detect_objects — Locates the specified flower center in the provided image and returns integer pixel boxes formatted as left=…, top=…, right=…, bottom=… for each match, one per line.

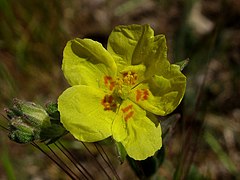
left=102, top=71, right=138, bottom=110
left=114, top=71, right=138, bottom=100
left=122, top=71, right=138, bottom=86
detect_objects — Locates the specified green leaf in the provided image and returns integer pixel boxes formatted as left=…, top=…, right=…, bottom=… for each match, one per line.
left=58, top=85, right=115, bottom=142
left=63, top=38, right=117, bottom=87
left=204, top=132, right=237, bottom=174
left=0, top=146, right=16, bottom=180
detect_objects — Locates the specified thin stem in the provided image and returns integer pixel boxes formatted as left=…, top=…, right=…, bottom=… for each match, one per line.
left=81, top=142, right=112, bottom=180
left=0, top=113, right=9, bottom=131
left=0, top=123, right=9, bottom=131
left=56, top=141, right=94, bottom=180
left=46, top=144, right=79, bottom=180
left=54, top=142, right=88, bottom=180
left=31, top=142, right=77, bottom=180
left=94, top=143, right=120, bottom=180
left=58, top=141, right=94, bottom=180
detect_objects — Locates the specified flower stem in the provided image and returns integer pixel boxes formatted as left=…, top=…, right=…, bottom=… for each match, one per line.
left=81, top=142, right=112, bottom=180
left=46, top=144, right=79, bottom=179
left=56, top=141, right=94, bottom=180
left=31, top=142, right=77, bottom=180
left=94, top=143, right=121, bottom=180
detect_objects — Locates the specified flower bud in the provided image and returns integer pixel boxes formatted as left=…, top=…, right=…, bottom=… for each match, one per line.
left=5, top=99, right=67, bottom=144
left=8, top=117, right=37, bottom=143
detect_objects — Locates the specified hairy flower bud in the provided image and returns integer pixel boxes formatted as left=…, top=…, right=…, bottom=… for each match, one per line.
left=7, top=116, right=38, bottom=144
left=5, top=99, right=67, bottom=144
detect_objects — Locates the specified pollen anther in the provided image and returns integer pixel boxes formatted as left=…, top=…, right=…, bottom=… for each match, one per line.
left=122, top=71, right=138, bottom=85
left=101, top=95, right=117, bottom=111
left=121, top=104, right=133, bottom=113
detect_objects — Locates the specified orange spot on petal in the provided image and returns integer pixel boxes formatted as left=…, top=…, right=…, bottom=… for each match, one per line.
left=124, top=111, right=134, bottom=121
left=143, top=89, right=149, bottom=100
left=110, top=81, right=115, bottom=90
left=136, top=90, right=142, bottom=102
left=136, top=89, right=149, bottom=101
left=121, top=104, right=133, bottom=113
left=104, top=76, right=115, bottom=91
left=104, top=76, right=111, bottom=85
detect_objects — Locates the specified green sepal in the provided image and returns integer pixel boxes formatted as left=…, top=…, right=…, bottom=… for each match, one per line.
left=175, top=58, right=189, bottom=71
left=97, top=137, right=114, bottom=145
left=41, top=124, right=68, bottom=145
left=45, top=102, right=60, bottom=121
left=6, top=107, right=22, bottom=118
left=115, top=141, right=127, bottom=164
left=8, top=117, right=37, bottom=144
left=11, top=98, right=51, bottom=128
left=9, top=130, right=35, bottom=144
left=44, top=102, right=68, bottom=144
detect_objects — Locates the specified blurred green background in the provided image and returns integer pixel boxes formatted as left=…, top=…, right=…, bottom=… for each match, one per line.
left=0, top=0, right=239, bottom=179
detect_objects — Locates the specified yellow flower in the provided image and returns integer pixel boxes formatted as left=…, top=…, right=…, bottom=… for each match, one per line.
left=58, top=24, right=186, bottom=160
